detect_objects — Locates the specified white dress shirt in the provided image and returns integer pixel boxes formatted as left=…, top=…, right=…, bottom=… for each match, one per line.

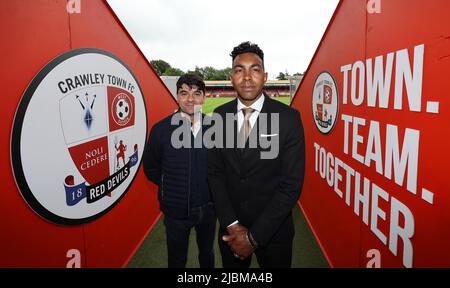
left=180, top=111, right=202, bottom=138
left=237, top=94, right=265, bottom=132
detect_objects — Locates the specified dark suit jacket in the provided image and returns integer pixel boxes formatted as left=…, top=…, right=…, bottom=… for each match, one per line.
left=208, top=95, right=305, bottom=247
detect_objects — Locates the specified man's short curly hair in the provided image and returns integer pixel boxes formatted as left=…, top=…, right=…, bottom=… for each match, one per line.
left=230, top=41, right=264, bottom=67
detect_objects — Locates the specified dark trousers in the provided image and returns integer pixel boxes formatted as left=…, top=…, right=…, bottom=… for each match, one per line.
left=163, top=203, right=216, bottom=268
left=218, top=229, right=293, bottom=268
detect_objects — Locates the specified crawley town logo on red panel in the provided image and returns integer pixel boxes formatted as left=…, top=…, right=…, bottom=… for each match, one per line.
left=312, top=71, right=339, bottom=134
left=11, top=49, right=147, bottom=225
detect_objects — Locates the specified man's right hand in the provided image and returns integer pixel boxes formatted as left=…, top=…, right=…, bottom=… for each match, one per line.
left=223, top=223, right=255, bottom=260
left=227, top=223, right=247, bottom=235
left=222, top=223, right=246, bottom=243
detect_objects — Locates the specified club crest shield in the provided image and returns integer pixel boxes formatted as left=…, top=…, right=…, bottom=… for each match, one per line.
left=11, top=49, right=147, bottom=225
left=312, top=71, right=339, bottom=134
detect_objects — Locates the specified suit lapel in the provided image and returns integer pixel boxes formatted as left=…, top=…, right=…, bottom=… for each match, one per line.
left=222, top=99, right=241, bottom=174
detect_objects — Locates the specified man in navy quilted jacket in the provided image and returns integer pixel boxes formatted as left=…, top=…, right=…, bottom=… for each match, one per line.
left=143, top=74, right=215, bottom=268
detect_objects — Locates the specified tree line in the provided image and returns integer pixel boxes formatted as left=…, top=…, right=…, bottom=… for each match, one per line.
left=150, top=59, right=303, bottom=81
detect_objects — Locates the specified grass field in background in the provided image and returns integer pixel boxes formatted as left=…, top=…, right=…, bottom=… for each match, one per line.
left=202, top=98, right=234, bottom=114
left=202, top=96, right=291, bottom=114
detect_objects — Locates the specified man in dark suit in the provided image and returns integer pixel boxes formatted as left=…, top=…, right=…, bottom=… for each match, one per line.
left=208, top=42, right=305, bottom=268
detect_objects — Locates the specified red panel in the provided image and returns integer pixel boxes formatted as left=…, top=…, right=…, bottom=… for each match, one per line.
left=0, top=0, right=85, bottom=267
left=294, top=0, right=367, bottom=267
left=295, top=0, right=450, bottom=267
left=0, top=0, right=176, bottom=267
left=360, top=0, right=450, bottom=268
left=68, top=0, right=176, bottom=267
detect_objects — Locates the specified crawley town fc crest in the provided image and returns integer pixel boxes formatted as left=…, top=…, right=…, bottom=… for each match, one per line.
left=11, top=48, right=147, bottom=225
left=312, top=71, right=339, bottom=134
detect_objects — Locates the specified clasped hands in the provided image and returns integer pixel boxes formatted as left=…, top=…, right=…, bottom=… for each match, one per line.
left=222, top=223, right=255, bottom=261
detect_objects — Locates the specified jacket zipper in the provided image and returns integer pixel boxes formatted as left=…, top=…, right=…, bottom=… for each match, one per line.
left=161, top=174, right=165, bottom=200
left=187, top=146, right=191, bottom=216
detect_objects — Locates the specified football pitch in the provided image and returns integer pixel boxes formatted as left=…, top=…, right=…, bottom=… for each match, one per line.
left=202, top=96, right=291, bottom=114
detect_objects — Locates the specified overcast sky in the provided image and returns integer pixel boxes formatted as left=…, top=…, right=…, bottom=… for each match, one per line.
left=107, top=0, right=340, bottom=79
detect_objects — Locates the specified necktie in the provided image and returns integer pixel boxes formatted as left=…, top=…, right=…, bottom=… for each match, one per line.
left=241, top=108, right=255, bottom=147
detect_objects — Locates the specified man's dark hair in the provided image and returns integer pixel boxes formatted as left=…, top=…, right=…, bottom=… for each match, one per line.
left=230, top=41, right=264, bottom=67
left=176, top=73, right=205, bottom=94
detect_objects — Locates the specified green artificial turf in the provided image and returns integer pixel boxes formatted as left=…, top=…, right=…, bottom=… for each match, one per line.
left=127, top=205, right=329, bottom=268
